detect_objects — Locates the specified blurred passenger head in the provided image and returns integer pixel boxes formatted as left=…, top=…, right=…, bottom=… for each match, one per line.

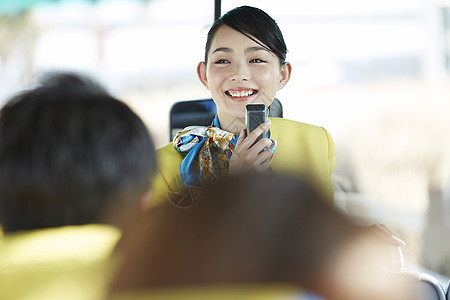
left=111, top=172, right=408, bottom=300
left=204, top=6, right=288, bottom=64
left=0, top=72, right=156, bottom=233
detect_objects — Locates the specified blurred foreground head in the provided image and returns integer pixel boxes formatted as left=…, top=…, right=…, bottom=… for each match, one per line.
left=111, top=172, right=410, bottom=300
left=0, top=72, right=156, bottom=233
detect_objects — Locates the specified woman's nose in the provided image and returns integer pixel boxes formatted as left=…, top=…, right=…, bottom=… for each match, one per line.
left=229, top=62, right=250, bottom=82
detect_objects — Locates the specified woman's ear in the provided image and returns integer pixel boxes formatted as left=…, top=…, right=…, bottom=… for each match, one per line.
left=277, top=62, right=292, bottom=90
left=197, top=61, right=209, bottom=89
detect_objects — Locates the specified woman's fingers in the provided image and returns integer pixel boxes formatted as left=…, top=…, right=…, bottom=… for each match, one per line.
left=239, top=120, right=271, bottom=150
left=253, top=138, right=275, bottom=156
left=234, top=128, right=246, bottom=148
left=234, top=137, right=273, bottom=159
left=229, top=120, right=273, bottom=174
left=253, top=145, right=273, bottom=165
left=255, top=159, right=271, bottom=171
left=230, top=138, right=273, bottom=173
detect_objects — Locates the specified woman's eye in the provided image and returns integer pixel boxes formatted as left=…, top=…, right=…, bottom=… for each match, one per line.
left=214, top=59, right=229, bottom=64
left=250, top=58, right=266, bottom=63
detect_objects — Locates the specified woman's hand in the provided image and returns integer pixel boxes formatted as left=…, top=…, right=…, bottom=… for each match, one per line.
left=229, top=120, right=274, bottom=174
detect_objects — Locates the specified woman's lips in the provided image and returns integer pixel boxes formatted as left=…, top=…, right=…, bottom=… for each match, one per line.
left=225, top=89, right=258, bottom=102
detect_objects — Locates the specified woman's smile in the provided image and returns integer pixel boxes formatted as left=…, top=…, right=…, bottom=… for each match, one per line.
left=225, top=88, right=259, bottom=102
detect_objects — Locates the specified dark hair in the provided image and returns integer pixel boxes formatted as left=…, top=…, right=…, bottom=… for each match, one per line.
left=204, top=6, right=288, bottom=64
left=0, top=72, right=156, bottom=232
left=110, top=172, right=360, bottom=293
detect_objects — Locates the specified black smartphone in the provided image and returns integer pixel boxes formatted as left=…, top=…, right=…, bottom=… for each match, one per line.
left=246, top=104, right=267, bottom=145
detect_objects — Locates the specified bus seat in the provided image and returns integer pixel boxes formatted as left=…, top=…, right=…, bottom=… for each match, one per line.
left=393, top=271, right=447, bottom=300
left=169, top=98, right=283, bottom=141
left=387, top=246, right=446, bottom=300
left=446, top=280, right=450, bottom=300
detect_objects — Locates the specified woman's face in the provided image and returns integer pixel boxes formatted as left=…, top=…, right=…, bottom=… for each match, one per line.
left=197, top=25, right=291, bottom=131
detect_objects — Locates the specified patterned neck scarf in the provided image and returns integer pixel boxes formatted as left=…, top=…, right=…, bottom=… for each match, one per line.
left=173, top=115, right=276, bottom=188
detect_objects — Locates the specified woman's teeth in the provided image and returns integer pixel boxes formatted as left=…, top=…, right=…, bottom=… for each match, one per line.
left=228, top=90, right=255, bottom=97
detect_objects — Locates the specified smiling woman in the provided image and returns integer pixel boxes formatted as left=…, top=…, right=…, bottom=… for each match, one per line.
left=151, top=6, right=335, bottom=207
left=197, top=25, right=291, bottom=131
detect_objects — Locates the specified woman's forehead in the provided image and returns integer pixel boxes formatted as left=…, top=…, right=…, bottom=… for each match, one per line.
left=212, top=26, right=260, bottom=46
left=209, top=26, right=266, bottom=53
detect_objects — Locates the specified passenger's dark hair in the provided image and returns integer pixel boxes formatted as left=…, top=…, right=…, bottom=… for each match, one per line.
left=111, top=172, right=361, bottom=294
left=204, top=6, right=288, bottom=64
left=0, top=72, right=156, bottom=232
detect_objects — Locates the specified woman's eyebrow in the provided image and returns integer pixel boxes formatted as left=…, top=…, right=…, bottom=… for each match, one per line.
left=212, top=46, right=268, bottom=55
left=212, top=47, right=231, bottom=54
left=246, top=46, right=268, bottom=53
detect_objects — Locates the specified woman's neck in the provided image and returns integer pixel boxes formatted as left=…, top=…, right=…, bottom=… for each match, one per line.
left=217, top=114, right=245, bottom=134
